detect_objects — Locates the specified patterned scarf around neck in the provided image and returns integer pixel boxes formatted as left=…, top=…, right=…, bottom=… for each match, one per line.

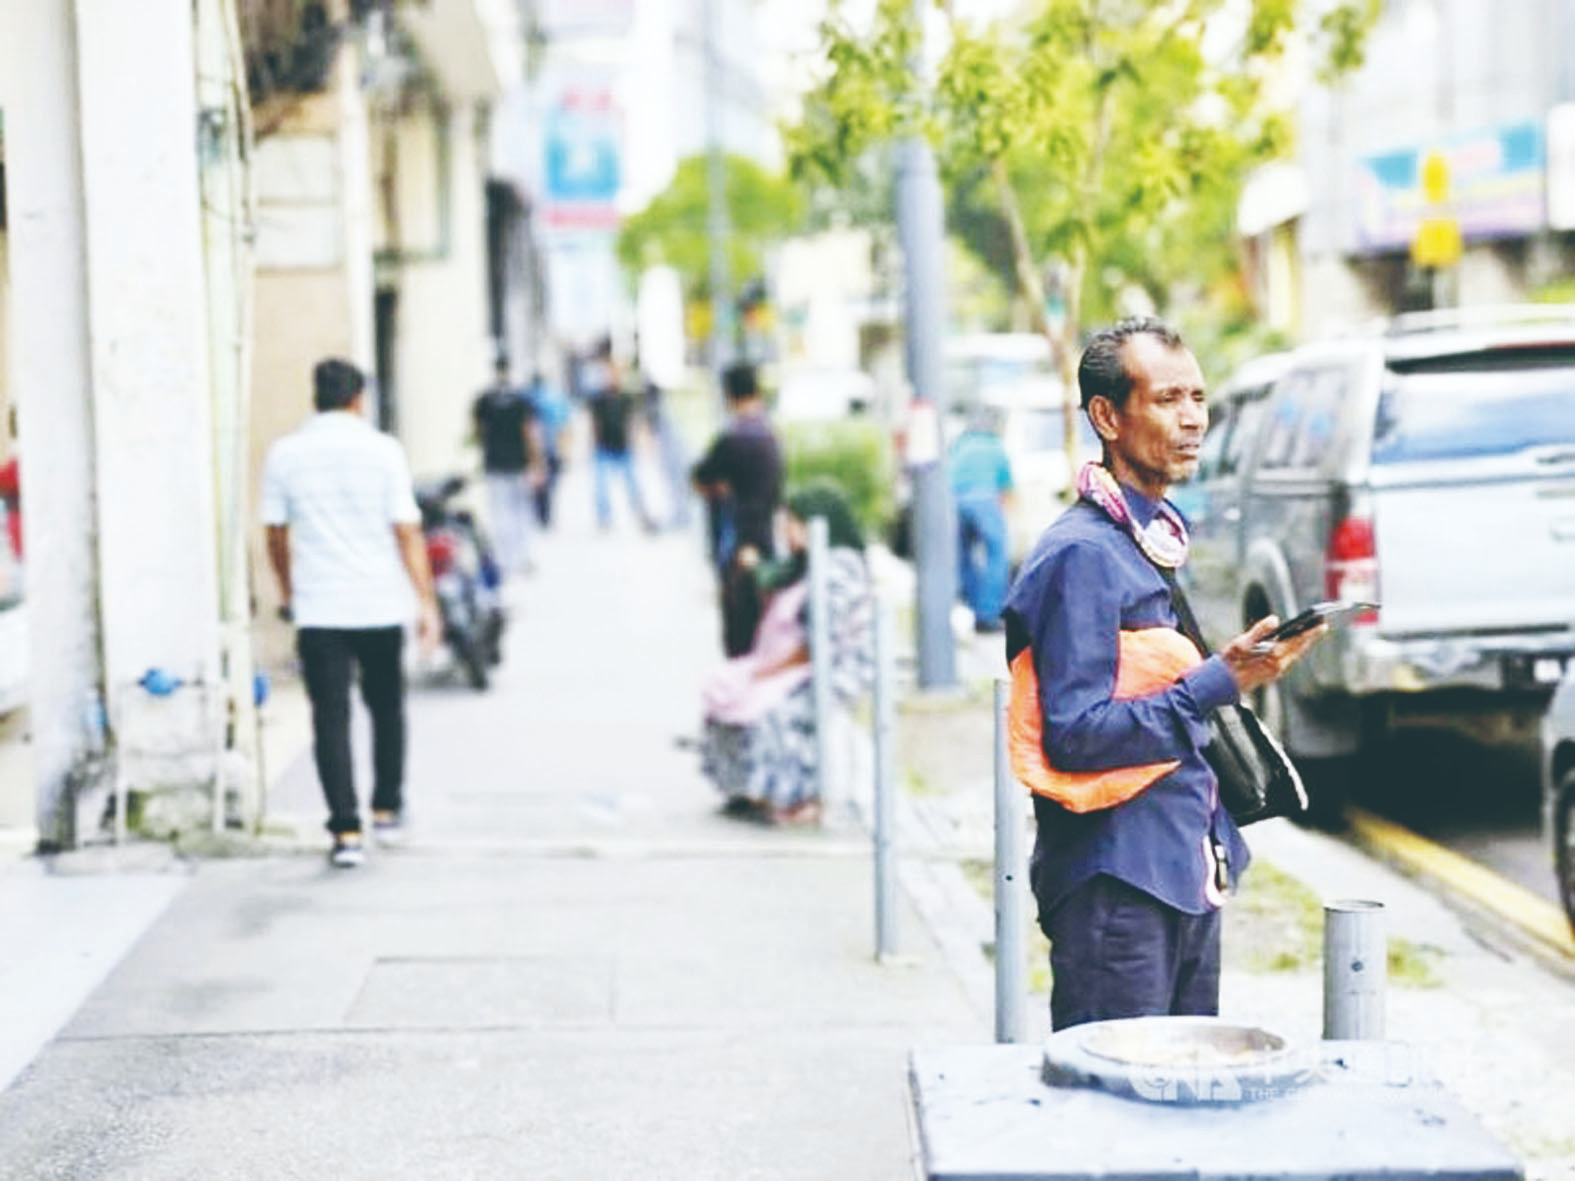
left=1075, top=461, right=1190, bottom=569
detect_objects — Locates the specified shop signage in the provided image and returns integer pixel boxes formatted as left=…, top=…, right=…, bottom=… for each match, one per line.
left=1354, top=120, right=1544, bottom=253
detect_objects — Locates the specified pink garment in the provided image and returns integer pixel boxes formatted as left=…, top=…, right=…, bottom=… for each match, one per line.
left=702, top=581, right=812, bottom=726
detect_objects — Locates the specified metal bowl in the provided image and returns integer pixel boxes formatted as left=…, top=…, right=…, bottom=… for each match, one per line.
left=1042, top=1017, right=1315, bottom=1105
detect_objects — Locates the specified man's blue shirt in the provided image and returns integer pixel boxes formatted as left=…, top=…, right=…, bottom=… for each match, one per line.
left=1004, top=484, right=1249, bottom=919
left=948, top=430, right=1012, bottom=502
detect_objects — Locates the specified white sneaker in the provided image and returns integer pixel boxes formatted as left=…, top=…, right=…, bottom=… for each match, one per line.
left=372, top=811, right=407, bottom=847
left=329, top=835, right=365, bottom=868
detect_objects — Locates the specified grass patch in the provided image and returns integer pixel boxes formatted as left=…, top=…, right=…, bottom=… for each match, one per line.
left=1227, top=860, right=1326, bottom=974
left=904, top=766, right=938, bottom=796
left=1387, top=936, right=1443, bottom=989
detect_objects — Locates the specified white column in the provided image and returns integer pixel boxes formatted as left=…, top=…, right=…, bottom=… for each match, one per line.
left=73, top=0, right=223, bottom=798
left=0, top=0, right=105, bottom=848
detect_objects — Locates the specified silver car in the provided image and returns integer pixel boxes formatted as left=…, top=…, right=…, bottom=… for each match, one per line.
left=1183, top=307, right=1575, bottom=821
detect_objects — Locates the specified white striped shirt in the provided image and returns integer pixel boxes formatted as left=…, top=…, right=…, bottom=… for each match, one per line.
left=260, top=411, right=420, bottom=629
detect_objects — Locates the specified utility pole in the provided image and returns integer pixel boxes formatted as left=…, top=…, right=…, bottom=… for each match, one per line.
left=702, top=0, right=731, bottom=383
left=896, top=0, right=956, bottom=690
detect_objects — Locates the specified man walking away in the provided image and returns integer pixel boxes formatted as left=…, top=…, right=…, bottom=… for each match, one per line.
left=262, top=359, right=441, bottom=867
left=641, top=368, right=693, bottom=529
left=584, top=339, right=656, bottom=532
left=692, top=362, right=782, bottom=657
left=473, top=355, right=545, bottom=574
left=949, top=405, right=1014, bottom=633
left=1003, top=318, right=1324, bottom=1029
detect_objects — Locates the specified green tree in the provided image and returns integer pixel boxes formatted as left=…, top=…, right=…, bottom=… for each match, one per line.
left=787, top=0, right=1376, bottom=477
left=616, top=154, right=807, bottom=301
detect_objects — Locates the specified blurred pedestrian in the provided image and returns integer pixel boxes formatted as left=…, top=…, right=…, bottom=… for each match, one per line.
left=640, top=367, right=693, bottom=529
left=1003, top=318, right=1323, bottom=1029
left=692, top=362, right=782, bottom=656
left=525, top=370, right=570, bottom=529
left=583, top=338, right=656, bottom=533
left=473, top=355, right=546, bottom=575
left=700, top=482, right=872, bottom=826
left=261, top=359, right=441, bottom=868
left=949, top=405, right=1013, bottom=633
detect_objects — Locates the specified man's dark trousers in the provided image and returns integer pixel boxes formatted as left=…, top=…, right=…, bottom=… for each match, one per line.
left=298, top=626, right=405, bottom=835
left=1044, top=874, right=1220, bottom=1031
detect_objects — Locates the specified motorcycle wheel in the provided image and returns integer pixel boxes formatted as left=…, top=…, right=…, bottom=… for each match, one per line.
left=453, top=634, right=490, bottom=690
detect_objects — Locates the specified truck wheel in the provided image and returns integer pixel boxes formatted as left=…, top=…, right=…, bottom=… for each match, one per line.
left=1291, top=754, right=1353, bottom=832
left=1555, top=772, right=1575, bottom=935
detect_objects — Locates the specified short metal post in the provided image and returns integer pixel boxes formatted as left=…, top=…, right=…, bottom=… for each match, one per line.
left=993, top=679, right=1028, bottom=1043
left=873, top=595, right=898, bottom=959
left=1323, top=899, right=1386, bottom=1040
left=807, top=518, right=836, bottom=812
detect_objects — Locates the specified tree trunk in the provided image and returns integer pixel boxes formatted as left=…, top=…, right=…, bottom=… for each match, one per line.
left=990, top=159, right=1085, bottom=499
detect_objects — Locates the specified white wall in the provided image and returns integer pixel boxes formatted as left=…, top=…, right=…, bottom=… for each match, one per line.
left=0, top=0, right=105, bottom=844
left=396, top=103, right=493, bottom=480
left=75, top=0, right=223, bottom=791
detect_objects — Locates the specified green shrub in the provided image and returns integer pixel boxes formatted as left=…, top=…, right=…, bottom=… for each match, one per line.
left=779, top=419, right=896, bottom=538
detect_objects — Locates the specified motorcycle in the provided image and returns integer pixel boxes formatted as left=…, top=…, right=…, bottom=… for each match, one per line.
left=415, top=476, right=506, bottom=689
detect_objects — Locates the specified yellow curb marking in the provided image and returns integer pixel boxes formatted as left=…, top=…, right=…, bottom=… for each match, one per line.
left=1347, top=806, right=1575, bottom=959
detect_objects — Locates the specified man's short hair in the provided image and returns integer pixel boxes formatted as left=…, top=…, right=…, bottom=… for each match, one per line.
left=1077, top=317, right=1186, bottom=412
left=313, top=358, right=366, bottom=412
left=722, top=362, right=759, bottom=403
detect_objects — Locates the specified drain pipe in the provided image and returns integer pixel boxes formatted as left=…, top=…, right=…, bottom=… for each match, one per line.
left=1323, top=899, right=1386, bottom=1040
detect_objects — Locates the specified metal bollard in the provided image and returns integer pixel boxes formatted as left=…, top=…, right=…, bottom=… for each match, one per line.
left=807, top=517, right=836, bottom=814
left=1323, top=899, right=1386, bottom=1040
left=993, top=679, right=1029, bottom=1043
left=872, top=596, right=898, bottom=960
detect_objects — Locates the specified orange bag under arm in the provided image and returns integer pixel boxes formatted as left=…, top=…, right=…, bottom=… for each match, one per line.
left=1008, top=628, right=1204, bottom=813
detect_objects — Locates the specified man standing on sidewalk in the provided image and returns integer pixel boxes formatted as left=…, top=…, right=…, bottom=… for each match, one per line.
left=473, top=355, right=546, bottom=574
left=949, top=404, right=1013, bottom=634
left=692, top=362, right=782, bottom=657
left=1004, top=318, right=1322, bottom=1029
left=261, top=359, right=441, bottom=868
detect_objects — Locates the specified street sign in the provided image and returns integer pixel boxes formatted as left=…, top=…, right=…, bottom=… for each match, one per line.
left=541, top=0, right=633, bottom=37
left=541, top=74, right=622, bottom=233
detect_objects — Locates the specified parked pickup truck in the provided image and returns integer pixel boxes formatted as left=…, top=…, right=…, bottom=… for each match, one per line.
left=1181, top=307, right=1575, bottom=820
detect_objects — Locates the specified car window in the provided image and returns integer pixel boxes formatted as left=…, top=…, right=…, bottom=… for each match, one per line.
left=1221, top=392, right=1268, bottom=477
left=1372, top=359, right=1575, bottom=464
left=1258, top=367, right=1347, bottom=471
left=1288, top=368, right=1347, bottom=468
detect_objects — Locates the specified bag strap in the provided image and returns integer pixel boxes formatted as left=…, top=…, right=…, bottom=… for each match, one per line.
left=1155, top=567, right=1214, bottom=658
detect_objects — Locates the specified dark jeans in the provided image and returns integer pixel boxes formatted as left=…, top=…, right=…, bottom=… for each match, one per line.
left=1044, top=874, right=1221, bottom=1031
left=298, top=626, right=406, bottom=835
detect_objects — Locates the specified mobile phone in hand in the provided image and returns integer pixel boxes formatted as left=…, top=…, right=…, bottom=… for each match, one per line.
left=1251, top=601, right=1378, bottom=653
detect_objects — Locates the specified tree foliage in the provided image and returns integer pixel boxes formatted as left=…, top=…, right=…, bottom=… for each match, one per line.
left=787, top=0, right=1377, bottom=467
left=616, top=154, right=807, bottom=300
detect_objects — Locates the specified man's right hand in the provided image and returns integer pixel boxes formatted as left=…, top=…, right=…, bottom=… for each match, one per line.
left=1220, top=616, right=1326, bottom=695
left=417, top=600, right=442, bottom=654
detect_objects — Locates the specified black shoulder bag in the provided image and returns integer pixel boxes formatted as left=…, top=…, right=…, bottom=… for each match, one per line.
left=1157, top=569, right=1309, bottom=827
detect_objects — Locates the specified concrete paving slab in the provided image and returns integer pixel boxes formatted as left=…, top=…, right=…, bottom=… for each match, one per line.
left=0, top=857, right=188, bottom=1092
left=2, top=1027, right=928, bottom=1181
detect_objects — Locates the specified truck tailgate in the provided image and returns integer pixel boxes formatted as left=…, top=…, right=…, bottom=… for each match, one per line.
left=1371, top=460, right=1575, bottom=638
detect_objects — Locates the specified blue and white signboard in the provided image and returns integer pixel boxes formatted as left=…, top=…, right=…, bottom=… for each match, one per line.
left=542, top=74, right=623, bottom=233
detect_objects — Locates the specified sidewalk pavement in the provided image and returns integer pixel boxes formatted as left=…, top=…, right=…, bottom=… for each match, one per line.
left=0, top=463, right=983, bottom=1180
left=2, top=457, right=1575, bottom=1177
